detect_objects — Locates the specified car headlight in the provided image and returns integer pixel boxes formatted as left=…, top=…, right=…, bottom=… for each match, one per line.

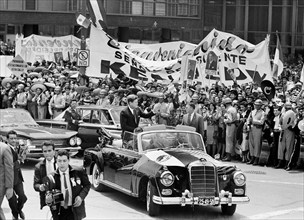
left=160, top=171, right=174, bottom=187
left=76, top=137, right=82, bottom=146
left=69, top=137, right=76, bottom=146
left=233, top=171, right=246, bottom=186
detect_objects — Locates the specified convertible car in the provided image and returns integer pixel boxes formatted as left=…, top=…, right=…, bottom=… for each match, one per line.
left=83, top=125, right=250, bottom=216
left=37, top=105, right=151, bottom=149
left=0, top=108, right=81, bottom=159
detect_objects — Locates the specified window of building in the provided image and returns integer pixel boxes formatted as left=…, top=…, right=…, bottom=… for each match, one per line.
left=155, top=1, right=166, bottom=16
left=106, top=0, right=120, bottom=13
left=37, top=0, right=52, bottom=11
left=249, top=0, right=268, bottom=5
left=68, top=0, right=79, bottom=11
left=273, top=0, right=292, bottom=6
left=248, top=6, right=268, bottom=32
left=271, top=6, right=292, bottom=33
left=132, top=1, right=143, bottom=15
left=55, top=25, right=72, bottom=36
left=0, top=24, right=5, bottom=32
left=7, top=25, right=15, bottom=34
left=8, top=0, right=22, bottom=10
left=39, top=25, right=53, bottom=36
left=121, top=0, right=132, bottom=14
left=26, top=0, right=35, bottom=10
left=143, top=0, right=154, bottom=16
left=226, top=5, right=245, bottom=32
left=53, top=0, right=68, bottom=11
left=167, top=0, right=178, bottom=16
left=203, top=1, right=223, bottom=30
left=177, top=2, right=188, bottom=16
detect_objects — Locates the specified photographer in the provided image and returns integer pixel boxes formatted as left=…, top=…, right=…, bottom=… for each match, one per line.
left=46, top=150, right=90, bottom=220
left=33, top=141, right=56, bottom=211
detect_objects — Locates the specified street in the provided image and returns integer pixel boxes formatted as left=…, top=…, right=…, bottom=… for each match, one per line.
left=2, top=159, right=303, bottom=220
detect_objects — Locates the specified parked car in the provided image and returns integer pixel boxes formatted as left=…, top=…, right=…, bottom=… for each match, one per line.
left=83, top=124, right=250, bottom=216
left=0, top=108, right=81, bottom=159
left=36, top=105, right=152, bottom=149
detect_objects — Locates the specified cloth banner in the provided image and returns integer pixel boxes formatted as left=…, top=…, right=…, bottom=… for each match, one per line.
left=194, top=29, right=271, bottom=87
left=16, top=34, right=82, bottom=63
left=86, top=25, right=196, bottom=83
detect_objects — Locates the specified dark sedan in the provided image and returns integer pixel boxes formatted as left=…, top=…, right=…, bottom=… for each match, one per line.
left=37, top=105, right=152, bottom=149
left=83, top=124, right=250, bottom=216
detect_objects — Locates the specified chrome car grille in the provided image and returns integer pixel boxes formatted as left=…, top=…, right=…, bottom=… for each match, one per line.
left=189, top=165, right=216, bottom=197
left=31, top=139, right=66, bottom=146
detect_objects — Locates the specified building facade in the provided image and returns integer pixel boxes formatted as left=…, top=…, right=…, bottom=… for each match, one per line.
left=0, top=0, right=303, bottom=55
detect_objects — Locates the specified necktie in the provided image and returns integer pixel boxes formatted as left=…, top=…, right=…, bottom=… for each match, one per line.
left=133, top=110, right=137, bottom=124
left=63, top=173, right=69, bottom=208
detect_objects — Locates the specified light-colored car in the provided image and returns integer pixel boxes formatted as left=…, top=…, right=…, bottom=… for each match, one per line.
left=0, top=108, right=81, bottom=159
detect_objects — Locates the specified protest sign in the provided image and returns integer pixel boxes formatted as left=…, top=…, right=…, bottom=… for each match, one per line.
left=0, top=55, right=14, bottom=77
left=7, top=55, right=27, bottom=77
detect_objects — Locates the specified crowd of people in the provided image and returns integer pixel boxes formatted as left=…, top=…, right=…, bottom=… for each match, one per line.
left=1, top=56, right=304, bottom=170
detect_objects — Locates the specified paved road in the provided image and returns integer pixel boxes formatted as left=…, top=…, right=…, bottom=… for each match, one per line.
left=2, top=159, right=303, bottom=220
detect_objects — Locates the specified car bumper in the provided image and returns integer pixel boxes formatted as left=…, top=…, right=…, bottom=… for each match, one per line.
left=26, top=146, right=81, bottom=159
left=153, top=190, right=250, bottom=206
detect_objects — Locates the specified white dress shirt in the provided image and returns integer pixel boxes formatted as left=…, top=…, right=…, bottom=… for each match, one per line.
left=46, top=158, right=55, bottom=175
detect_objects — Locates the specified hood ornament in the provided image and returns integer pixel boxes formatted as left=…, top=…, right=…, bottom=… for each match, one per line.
left=199, top=158, right=207, bottom=162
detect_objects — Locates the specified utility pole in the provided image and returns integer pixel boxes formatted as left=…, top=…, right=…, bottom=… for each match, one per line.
left=79, top=0, right=87, bottom=77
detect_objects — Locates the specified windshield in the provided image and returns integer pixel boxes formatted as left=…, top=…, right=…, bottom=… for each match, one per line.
left=110, top=109, right=121, bottom=124
left=0, top=110, right=37, bottom=126
left=140, top=132, right=205, bottom=152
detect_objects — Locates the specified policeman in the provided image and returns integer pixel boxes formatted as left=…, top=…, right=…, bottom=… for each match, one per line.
left=64, top=99, right=82, bottom=131
left=223, top=97, right=238, bottom=161
left=246, top=99, right=265, bottom=165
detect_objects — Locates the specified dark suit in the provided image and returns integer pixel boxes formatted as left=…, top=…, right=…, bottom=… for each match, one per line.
left=8, top=145, right=27, bottom=218
left=120, top=106, right=155, bottom=138
left=0, top=142, right=14, bottom=219
left=33, top=158, right=56, bottom=209
left=182, top=113, right=204, bottom=137
left=51, top=166, right=90, bottom=220
left=64, top=108, right=82, bottom=131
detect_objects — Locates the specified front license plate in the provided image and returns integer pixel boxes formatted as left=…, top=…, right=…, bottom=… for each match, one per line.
left=198, top=197, right=215, bottom=206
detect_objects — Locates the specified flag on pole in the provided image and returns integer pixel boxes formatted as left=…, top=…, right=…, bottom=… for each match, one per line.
left=86, top=0, right=107, bottom=30
left=75, top=13, right=90, bottom=28
left=272, top=33, right=284, bottom=79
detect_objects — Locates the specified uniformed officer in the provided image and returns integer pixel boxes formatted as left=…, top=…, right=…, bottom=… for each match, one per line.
left=49, top=86, right=66, bottom=118
left=223, top=97, right=238, bottom=161
left=64, top=99, right=82, bottom=131
left=246, top=99, right=266, bottom=165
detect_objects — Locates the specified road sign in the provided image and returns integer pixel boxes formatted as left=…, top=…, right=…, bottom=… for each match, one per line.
left=77, top=49, right=90, bottom=67
left=7, top=55, right=27, bottom=77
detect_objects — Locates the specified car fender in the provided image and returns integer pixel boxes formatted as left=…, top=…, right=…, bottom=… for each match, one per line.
left=85, top=148, right=104, bottom=174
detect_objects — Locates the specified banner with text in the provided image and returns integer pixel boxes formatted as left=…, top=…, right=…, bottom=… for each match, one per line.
left=86, top=25, right=196, bottom=83
left=16, top=34, right=82, bottom=63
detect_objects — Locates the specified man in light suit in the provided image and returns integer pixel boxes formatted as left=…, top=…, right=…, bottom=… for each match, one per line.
left=182, top=102, right=205, bottom=139
left=120, top=94, right=155, bottom=140
left=0, top=142, right=14, bottom=220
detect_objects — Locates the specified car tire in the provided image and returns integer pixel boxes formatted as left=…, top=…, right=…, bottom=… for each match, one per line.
left=221, top=204, right=237, bottom=215
left=146, top=181, right=160, bottom=216
left=92, top=163, right=108, bottom=192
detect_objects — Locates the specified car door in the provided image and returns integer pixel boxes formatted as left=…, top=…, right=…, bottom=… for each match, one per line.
left=114, top=133, right=141, bottom=191
left=77, top=109, right=97, bottom=149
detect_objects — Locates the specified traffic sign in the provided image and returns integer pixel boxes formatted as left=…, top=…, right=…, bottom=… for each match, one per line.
left=7, top=55, right=27, bottom=77
left=77, top=49, right=90, bottom=67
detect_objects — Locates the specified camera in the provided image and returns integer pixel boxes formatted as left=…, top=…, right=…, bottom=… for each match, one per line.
left=45, top=190, right=64, bottom=206
left=43, top=174, right=64, bottom=208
